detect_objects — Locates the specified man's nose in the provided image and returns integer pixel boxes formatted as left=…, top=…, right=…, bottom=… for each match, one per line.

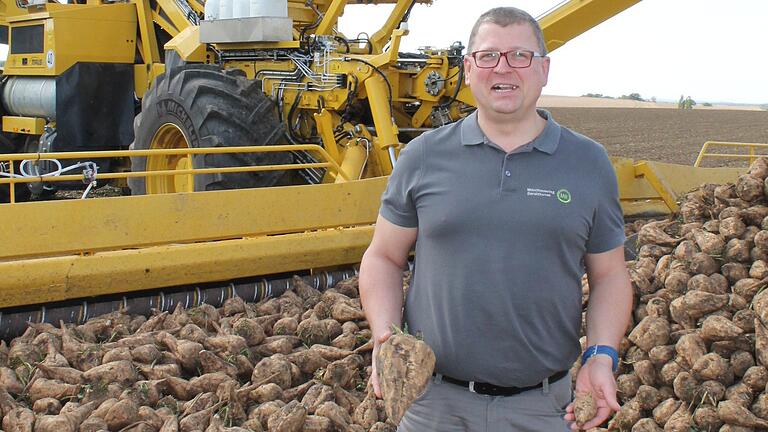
left=494, top=55, right=516, bottom=72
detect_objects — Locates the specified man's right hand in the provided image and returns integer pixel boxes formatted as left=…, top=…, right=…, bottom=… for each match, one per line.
left=359, top=215, right=416, bottom=398
left=370, top=330, right=392, bottom=398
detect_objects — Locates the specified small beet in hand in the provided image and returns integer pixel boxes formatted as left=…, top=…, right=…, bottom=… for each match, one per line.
left=573, top=390, right=598, bottom=427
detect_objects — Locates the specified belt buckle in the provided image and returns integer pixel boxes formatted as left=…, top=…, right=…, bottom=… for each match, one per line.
left=468, top=381, right=476, bottom=393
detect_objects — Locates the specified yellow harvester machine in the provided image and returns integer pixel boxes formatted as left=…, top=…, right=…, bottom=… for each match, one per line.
left=0, top=0, right=751, bottom=337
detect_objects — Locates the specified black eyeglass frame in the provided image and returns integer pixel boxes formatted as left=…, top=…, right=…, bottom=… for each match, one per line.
left=468, top=49, right=546, bottom=69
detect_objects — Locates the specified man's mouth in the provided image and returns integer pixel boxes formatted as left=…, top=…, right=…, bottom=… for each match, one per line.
left=491, top=84, right=519, bottom=92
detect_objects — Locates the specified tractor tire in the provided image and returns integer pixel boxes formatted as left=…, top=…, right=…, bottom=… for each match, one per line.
left=0, top=133, right=31, bottom=203
left=128, top=66, right=290, bottom=194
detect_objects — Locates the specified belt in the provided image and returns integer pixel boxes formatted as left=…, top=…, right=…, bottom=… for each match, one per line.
left=436, top=370, right=569, bottom=396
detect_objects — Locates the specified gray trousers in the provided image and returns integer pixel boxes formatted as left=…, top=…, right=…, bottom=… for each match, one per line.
left=397, top=373, right=572, bottom=432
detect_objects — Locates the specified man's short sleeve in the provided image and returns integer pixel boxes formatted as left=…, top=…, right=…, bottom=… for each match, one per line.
left=586, top=150, right=625, bottom=254
left=379, top=138, right=423, bottom=228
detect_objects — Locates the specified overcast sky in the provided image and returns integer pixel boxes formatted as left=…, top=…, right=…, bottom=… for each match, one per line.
left=339, top=0, right=768, bottom=105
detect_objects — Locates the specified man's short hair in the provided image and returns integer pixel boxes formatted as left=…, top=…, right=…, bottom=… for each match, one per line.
left=467, top=7, right=547, bottom=56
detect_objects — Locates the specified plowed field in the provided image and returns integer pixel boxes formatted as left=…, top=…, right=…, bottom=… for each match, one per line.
left=546, top=107, right=768, bottom=167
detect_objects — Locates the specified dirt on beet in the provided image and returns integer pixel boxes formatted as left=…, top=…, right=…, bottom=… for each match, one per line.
left=376, top=331, right=435, bottom=426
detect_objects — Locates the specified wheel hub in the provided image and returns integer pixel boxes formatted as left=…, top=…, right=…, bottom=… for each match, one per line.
left=147, top=123, right=193, bottom=193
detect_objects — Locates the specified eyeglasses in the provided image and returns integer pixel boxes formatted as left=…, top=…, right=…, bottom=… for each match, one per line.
left=469, top=49, right=544, bottom=69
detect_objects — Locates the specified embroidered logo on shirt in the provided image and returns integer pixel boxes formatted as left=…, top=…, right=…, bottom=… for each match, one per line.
left=526, top=188, right=572, bottom=204
left=526, top=188, right=554, bottom=198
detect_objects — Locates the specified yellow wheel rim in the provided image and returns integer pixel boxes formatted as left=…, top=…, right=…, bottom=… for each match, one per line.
left=146, top=123, right=194, bottom=194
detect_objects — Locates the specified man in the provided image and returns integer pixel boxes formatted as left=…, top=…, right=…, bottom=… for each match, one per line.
left=359, top=6, right=632, bottom=431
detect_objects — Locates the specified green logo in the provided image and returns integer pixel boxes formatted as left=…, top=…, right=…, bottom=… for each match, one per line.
left=557, top=189, right=571, bottom=204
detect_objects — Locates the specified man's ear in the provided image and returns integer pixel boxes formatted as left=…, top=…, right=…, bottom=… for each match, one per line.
left=463, top=56, right=473, bottom=85
left=541, top=56, right=551, bottom=87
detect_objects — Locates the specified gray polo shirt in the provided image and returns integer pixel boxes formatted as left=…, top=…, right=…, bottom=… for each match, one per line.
left=379, top=109, right=625, bottom=387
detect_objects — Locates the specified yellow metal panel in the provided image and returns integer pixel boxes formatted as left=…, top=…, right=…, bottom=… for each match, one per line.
left=314, top=109, right=342, bottom=163
left=5, top=2, right=103, bottom=21
left=4, top=21, right=48, bottom=75
left=314, top=0, right=346, bottom=36
left=288, top=2, right=321, bottom=25
left=187, top=0, right=204, bottom=16
left=633, top=162, right=680, bottom=213
left=622, top=201, right=670, bottom=218
left=455, top=86, right=476, bottom=107
left=135, top=0, right=160, bottom=64
left=611, top=157, right=745, bottom=217
left=411, top=63, right=447, bottom=102
left=165, top=26, right=206, bottom=62
left=411, top=100, right=434, bottom=128
left=1, top=0, right=28, bottom=20
left=4, top=4, right=137, bottom=76
left=369, top=0, right=413, bottom=54
left=0, top=226, right=374, bottom=308
left=0, top=177, right=387, bottom=260
left=134, top=63, right=166, bottom=98
left=364, top=74, right=399, bottom=152
left=539, top=0, right=641, bottom=52
left=337, top=143, right=367, bottom=182
left=154, top=0, right=195, bottom=35
left=2, top=116, right=45, bottom=134
left=638, top=160, right=745, bottom=194
left=151, top=10, right=177, bottom=37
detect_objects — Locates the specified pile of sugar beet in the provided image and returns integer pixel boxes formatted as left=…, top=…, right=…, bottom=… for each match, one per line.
left=580, top=156, right=768, bottom=431
left=0, top=276, right=401, bottom=432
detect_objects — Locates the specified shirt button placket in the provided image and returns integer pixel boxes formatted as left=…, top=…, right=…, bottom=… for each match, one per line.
left=501, top=155, right=514, bottom=193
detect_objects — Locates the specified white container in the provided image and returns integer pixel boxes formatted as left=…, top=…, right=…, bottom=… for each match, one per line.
left=249, top=0, right=287, bottom=17
left=218, top=0, right=233, bottom=20
left=204, top=0, right=219, bottom=20
left=232, top=0, right=249, bottom=18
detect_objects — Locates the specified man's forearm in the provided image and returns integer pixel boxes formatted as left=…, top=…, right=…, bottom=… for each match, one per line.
left=585, top=272, right=633, bottom=349
left=359, top=253, right=406, bottom=339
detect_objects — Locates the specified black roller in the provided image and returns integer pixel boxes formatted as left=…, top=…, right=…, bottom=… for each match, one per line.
left=0, top=268, right=357, bottom=341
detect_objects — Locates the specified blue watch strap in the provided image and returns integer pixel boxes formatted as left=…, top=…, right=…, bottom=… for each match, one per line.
left=581, top=345, right=619, bottom=372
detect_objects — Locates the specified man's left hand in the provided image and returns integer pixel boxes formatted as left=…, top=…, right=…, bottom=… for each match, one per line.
left=564, top=356, right=621, bottom=430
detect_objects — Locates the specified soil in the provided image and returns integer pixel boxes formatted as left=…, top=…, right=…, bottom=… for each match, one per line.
left=546, top=107, right=768, bottom=168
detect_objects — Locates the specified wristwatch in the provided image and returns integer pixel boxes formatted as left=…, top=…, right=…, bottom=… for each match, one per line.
left=581, top=345, right=619, bottom=372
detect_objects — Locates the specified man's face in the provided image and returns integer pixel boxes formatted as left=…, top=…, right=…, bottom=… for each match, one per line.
left=464, top=22, right=550, bottom=120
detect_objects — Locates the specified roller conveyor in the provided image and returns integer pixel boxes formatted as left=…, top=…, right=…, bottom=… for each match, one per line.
left=0, top=268, right=357, bottom=340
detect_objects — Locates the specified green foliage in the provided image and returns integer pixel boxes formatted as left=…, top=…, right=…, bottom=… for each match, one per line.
left=678, top=95, right=696, bottom=109
left=702, top=102, right=712, bottom=107
left=390, top=323, right=410, bottom=335
left=582, top=93, right=613, bottom=99
left=390, top=323, right=425, bottom=340
left=619, top=93, right=645, bottom=101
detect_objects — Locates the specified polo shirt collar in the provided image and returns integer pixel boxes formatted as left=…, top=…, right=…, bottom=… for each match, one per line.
left=460, top=111, right=486, bottom=145
left=460, top=109, right=561, bottom=155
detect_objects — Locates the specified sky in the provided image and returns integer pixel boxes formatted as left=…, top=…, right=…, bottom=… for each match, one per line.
left=338, top=0, right=768, bottom=105
left=1, top=1, right=763, bottom=104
